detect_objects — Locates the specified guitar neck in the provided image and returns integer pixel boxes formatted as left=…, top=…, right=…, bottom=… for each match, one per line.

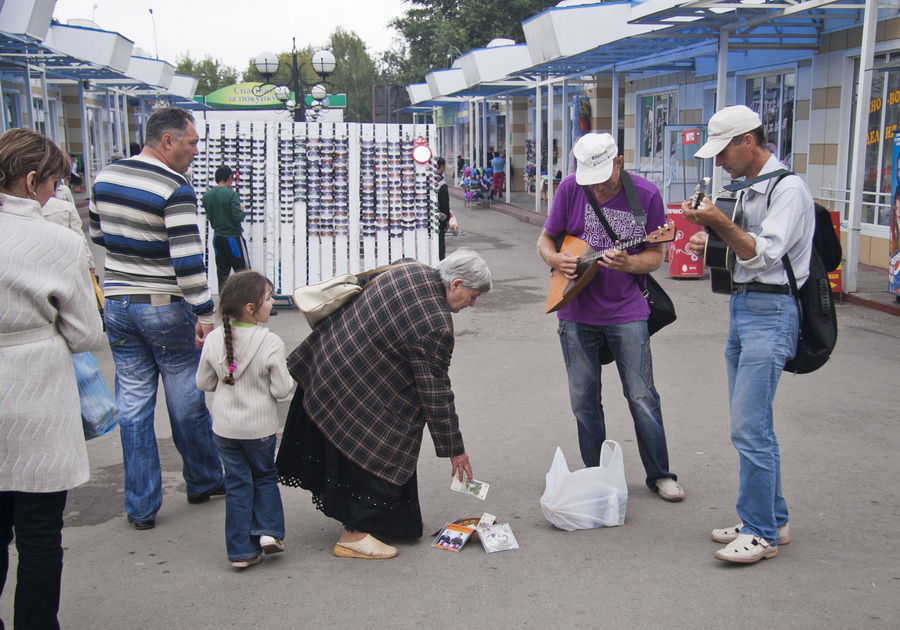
left=582, top=236, right=648, bottom=264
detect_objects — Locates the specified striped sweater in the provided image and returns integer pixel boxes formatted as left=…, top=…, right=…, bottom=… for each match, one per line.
left=89, top=155, right=214, bottom=321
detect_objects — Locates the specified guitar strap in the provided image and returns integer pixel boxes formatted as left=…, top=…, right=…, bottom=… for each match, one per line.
left=722, top=168, right=791, bottom=193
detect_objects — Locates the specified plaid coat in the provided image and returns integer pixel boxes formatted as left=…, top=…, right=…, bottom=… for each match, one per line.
left=287, top=262, right=464, bottom=486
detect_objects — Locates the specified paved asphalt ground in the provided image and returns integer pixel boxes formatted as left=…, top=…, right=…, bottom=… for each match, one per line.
left=3, top=194, right=899, bottom=629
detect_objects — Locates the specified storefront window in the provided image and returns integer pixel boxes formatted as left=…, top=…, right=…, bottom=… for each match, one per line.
left=746, top=71, right=795, bottom=167
left=638, top=91, right=678, bottom=190
left=848, top=54, right=900, bottom=227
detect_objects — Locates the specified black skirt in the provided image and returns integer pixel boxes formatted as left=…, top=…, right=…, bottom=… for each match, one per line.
left=277, top=387, right=423, bottom=539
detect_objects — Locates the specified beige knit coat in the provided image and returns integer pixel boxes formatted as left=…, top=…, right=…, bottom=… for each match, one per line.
left=0, top=193, right=104, bottom=492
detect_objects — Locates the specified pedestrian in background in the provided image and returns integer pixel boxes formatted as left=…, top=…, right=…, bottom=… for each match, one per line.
left=196, top=271, right=293, bottom=570
left=435, top=157, right=457, bottom=260
left=491, top=150, right=506, bottom=199
left=201, top=165, right=249, bottom=291
left=0, top=128, right=104, bottom=629
left=90, top=107, right=224, bottom=531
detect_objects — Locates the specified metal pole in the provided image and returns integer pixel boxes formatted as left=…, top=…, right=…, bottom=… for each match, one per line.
left=712, top=30, right=729, bottom=194
left=505, top=94, right=511, bottom=203
left=24, top=63, right=35, bottom=131
left=291, top=40, right=304, bottom=122
left=535, top=83, right=542, bottom=215
left=845, top=0, right=879, bottom=293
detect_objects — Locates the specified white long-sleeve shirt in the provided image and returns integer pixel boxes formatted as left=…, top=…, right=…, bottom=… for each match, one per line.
left=734, top=155, right=815, bottom=288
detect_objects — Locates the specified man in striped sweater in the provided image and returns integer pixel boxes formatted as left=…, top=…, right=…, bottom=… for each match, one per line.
left=90, top=107, right=224, bottom=531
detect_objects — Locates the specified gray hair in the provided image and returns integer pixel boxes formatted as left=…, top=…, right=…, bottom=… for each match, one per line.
left=435, top=249, right=492, bottom=293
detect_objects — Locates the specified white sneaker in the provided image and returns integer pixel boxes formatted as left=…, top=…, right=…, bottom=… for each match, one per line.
left=655, top=478, right=684, bottom=502
left=712, top=522, right=790, bottom=545
left=260, top=535, right=284, bottom=554
left=231, top=554, right=262, bottom=569
left=714, top=533, right=778, bottom=564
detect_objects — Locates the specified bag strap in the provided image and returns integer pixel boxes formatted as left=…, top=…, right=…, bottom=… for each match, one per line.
left=619, top=170, right=646, bottom=226
left=581, top=182, right=650, bottom=295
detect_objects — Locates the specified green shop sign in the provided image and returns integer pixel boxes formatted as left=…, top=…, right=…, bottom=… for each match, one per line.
left=202, top=83, right=284, bottom=109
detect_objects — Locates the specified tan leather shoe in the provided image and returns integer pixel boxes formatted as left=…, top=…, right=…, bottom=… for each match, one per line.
left=333, top=534, right=398, bottom=559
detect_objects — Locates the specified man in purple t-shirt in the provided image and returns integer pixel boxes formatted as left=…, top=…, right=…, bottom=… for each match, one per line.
left=537, top=133, right=683, bottom=502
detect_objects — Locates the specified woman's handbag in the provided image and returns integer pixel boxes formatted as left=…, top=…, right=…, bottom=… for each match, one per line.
left=292, top=274, right=363, bottom=329
left=72, top=351, right=121, bottom=439
left=292, top=263, right=410, bottom=329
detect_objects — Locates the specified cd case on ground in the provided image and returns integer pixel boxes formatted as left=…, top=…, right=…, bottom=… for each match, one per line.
left=432, top=523, right=474, bottom=552
left=476, top=523, right=519, bottom=553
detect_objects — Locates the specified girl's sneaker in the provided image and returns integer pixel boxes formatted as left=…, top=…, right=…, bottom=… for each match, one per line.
left=260, top=535, right=284, bottom=554
left=231, top=555, right=262, bottom=569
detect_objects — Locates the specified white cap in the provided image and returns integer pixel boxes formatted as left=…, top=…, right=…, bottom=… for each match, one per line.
left=694, top=105, right=763, bottom=159
left=574, top=133, right=618, bottom=185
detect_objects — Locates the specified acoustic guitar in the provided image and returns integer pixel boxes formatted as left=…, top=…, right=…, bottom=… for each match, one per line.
left=703, top=196, right=741, bottom=294
left=545, top=220, right=676, bottom=313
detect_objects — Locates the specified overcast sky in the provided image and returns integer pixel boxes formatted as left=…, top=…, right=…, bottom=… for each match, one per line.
left=53, top=0, right=409, bottom=72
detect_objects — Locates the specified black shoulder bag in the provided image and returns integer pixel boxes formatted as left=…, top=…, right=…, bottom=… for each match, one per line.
left=582, top=171, right=677, bottom=337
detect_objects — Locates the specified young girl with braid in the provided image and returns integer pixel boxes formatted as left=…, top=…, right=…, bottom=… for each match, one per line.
left=196, top=271, right=293, bottom=569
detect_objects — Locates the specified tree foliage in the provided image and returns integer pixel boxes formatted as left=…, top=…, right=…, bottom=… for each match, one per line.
left=240, top=29, right=382, bottom=123
left=387, top=0, right=559, bottom=86
left=174, top=54, right=238, bottom=95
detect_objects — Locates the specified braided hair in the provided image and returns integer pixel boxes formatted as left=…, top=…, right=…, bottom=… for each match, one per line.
left=217, top=271, right=274, bottom=386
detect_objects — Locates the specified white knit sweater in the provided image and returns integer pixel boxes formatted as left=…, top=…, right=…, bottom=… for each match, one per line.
left=0, top=193, right=104, bottom=492
left=196, top=323, right=293, bottom=440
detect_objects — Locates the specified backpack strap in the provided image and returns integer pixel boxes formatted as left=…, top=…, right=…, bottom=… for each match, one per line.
left=764, top=170, right=802, bottom=295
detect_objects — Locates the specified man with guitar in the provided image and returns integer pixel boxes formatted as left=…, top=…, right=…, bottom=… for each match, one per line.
left=682, top=105, right=815, bottom=564
left=537, top=133, right=683, bottom=503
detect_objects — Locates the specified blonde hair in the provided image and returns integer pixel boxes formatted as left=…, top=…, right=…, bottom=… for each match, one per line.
left=0, top=128, right=70, bottom=192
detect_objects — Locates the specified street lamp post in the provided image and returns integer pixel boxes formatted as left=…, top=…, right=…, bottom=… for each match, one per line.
left=252, top=39, right=336, bottom=122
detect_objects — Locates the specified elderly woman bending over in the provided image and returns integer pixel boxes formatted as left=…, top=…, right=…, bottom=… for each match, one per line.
left=277, top=249, right=492, bottom=559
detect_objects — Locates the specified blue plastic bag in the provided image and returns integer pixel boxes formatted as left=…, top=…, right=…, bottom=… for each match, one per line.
left=72, top=351, right=120, bottom=439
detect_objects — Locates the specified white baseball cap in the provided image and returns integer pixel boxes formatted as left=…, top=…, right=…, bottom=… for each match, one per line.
left=574, top=133, right=619, bottom=185
left=694, top=105, right=763, bottom=159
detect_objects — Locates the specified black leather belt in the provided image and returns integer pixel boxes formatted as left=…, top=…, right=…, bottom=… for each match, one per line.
left=106, top=294, right=184, bottom=304
left=734, top=282, right=791, bottom=295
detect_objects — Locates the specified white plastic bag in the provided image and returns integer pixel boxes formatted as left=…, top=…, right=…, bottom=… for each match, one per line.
left=539, top=442, right=627, bottom=531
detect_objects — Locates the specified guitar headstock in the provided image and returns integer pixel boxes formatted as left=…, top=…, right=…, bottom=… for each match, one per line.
left=692, top=177, right=710, bottom=209
left=648, top=219, right=676, bottom=244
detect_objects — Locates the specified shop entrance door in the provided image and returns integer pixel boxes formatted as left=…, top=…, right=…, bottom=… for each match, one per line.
left=662, top=125, right=711, bottom=207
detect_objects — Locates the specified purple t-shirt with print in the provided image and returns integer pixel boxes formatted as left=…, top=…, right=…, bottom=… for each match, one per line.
left=544, top=172, right=665, bottom=326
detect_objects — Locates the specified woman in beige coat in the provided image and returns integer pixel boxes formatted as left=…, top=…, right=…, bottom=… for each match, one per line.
left=0, top=128, right=104, bottom=629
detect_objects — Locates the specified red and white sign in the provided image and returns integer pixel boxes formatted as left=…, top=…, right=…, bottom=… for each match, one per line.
left=682, top=129, right=700, bottom=145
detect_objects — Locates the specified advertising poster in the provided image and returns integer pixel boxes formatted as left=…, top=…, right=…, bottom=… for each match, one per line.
left=891, top=137, right=900, bottom=295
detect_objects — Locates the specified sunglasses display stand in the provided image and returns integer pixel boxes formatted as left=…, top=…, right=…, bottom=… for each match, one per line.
left=192, top=120, right=439, bottom=296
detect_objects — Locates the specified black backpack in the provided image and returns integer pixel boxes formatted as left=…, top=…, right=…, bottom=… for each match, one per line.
left=768, top=174, right=840, bottom=374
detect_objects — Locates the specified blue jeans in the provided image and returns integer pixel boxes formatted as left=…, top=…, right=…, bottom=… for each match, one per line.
left=558, top=319, right=675, bottom=488
left=104, top=298, right=223, bottom=524
left=726, top=292, right=798, bottom=545
left=213, top=434, right=285, bottom=561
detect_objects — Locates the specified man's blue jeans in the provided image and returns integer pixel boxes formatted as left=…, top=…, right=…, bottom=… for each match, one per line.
left=726, top=291, right=798, bottom=545
left=558, top=319, right=675, bottom=488
left=213, top=434, right=286, bottom=561
left=104, top=298, right=223, bottom=524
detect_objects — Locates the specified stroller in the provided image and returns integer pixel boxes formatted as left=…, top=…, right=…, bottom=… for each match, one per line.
left=464, top=167, right=493, bottom=208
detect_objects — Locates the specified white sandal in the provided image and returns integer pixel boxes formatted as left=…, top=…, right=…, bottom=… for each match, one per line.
left=712, top=522, right=790, bottom=545
left=714, top=533, right=778, bottom=564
